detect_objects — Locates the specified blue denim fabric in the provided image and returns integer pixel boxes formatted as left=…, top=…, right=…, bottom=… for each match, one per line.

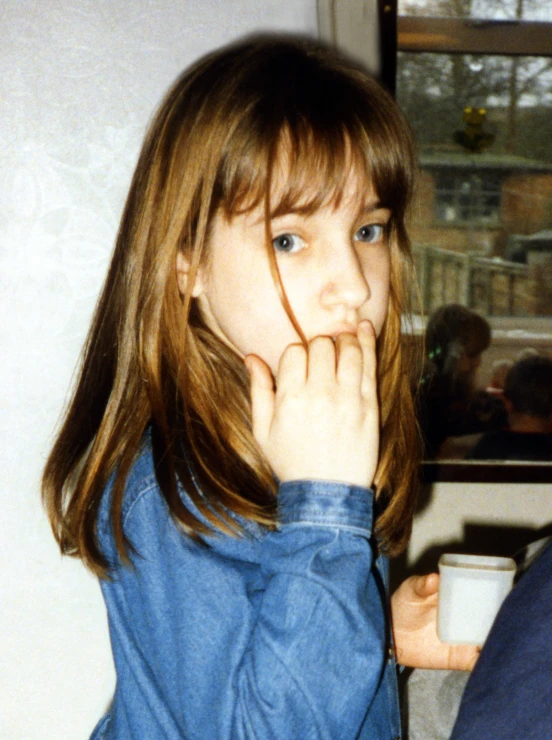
left=90, top=437, right=401, bottom=739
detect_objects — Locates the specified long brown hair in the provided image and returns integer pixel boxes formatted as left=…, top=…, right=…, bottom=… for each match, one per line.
left=42, top=35, right=420, bottom=577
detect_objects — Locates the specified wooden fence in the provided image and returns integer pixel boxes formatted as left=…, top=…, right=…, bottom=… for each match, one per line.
left=413, top=245, right=552, bottom=316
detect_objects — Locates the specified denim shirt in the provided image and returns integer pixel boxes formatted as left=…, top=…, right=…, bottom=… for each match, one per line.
left=90, top=437, right=401, bottom=739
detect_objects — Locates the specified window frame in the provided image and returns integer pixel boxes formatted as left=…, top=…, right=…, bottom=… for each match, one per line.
left=398, top=16, right=552, bottom=57
left=398, top=8, right=552, bottom=480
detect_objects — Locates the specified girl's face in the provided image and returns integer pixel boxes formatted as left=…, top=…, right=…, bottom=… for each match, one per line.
left=189, top=167, right=392, bottom=376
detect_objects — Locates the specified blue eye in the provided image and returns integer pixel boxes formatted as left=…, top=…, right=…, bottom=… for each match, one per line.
left=355, top=224, right=385, bottom=244
left=272, top=233, right=305, bottom=254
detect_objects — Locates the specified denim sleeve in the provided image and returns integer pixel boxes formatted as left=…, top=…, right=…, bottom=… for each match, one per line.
left=97, top=478, right=390, bottom=739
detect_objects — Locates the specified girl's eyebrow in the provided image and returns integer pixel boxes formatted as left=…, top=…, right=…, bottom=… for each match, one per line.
left=269, top=202, right=324, bottom=219
left=360, top=201, right=391, bottom=216
left=251, top=199, right=392, bottom=225
left=251, top=203, right=316, bottom=225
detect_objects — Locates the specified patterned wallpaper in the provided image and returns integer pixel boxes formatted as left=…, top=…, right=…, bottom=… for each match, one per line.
left=1, top=2, right=317, bottom=737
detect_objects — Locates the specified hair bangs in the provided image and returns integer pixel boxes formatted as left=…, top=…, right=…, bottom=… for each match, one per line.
left=216, top=135, right=271, bottom=218
left=268, top=124, right=370, bottom=216
left=218, top=128, right=414, bottom=239
left=216, top=121, right=383, bottom=223
left=358, top=113, right=416, bottom=227
left=205, top=37, right=416, bottom=228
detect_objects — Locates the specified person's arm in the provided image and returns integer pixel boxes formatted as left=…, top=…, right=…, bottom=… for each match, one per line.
left=450, top=540, right=552, bottom=739
left=100, top=476, right=391, bottom=739
left=232, top=480, right=392, bottom=738
left=391, top=573, right=480, bottom=670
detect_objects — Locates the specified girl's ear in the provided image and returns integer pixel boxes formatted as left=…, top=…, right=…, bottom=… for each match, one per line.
left=176, top=252, right=205, bottom=298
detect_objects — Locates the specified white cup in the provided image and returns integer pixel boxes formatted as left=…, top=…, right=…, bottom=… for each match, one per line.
left=437, top=553, right=516, bottom=646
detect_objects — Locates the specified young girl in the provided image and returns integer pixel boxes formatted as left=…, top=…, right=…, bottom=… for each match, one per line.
left=43, top=35, right=474, bottom=739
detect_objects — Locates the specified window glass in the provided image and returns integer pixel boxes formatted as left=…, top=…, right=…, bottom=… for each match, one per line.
left=399, top=0, right=549, bottom=22
left=396, top=21, right=552, bottom=318
left=396, top=0, right=552, bottom=463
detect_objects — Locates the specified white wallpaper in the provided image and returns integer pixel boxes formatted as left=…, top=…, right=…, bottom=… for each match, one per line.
left=1, top=2, right=317, bottom=737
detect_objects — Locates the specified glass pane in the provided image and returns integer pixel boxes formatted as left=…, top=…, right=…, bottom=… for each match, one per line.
left=397, top=51, right=552, bottom=318
left=397, top=42, right=552, bottom=463
left=398, top=0, right=552, bottom=22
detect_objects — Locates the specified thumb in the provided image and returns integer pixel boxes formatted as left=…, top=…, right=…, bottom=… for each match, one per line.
left=411, top=572, right=440, bottom=600
left=245, top=354, right=275, bottom=445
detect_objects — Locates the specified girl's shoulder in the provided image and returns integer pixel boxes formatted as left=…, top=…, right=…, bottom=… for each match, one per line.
left=101, top=430, right=158, bottom=514
left=96, top=429, right=266, bottom=572
left=96, top=431, right=166, bottom=559
left=119, top=431, right=159, bottom=522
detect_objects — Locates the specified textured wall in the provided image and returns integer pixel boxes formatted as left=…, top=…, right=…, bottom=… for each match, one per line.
left=1, top=2, right=317, bottom=737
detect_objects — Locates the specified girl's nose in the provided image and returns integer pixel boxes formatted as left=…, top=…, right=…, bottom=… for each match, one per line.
left=319, top=244, right=370, bottom=311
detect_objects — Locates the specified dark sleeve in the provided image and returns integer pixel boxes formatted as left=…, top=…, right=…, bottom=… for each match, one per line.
left=451, top=540, right=552, bottom=740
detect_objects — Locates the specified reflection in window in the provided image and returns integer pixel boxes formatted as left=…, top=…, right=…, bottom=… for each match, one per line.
left=396, top=0, right=552, bottom=463
left=400, top=0, right=550, bottom=22
left=396, top=2, right=552, bottom=317
left=433, top=171, right=501, bottom=225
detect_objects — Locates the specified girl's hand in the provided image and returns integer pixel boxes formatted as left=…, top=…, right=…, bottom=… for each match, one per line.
left=391, top=573, right=480, bottom=671
left=245, top=320, right=379, bottom=489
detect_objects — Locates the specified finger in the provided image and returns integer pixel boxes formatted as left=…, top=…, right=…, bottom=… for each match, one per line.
left=245, top=355, right=275, bottom=443
left=335, top=333, right=363, bottom=389
left=392, top=574, right=437, bottom=607
left=276, top=343, right=307, bottom=394
left=411, top=572, right=440, bottom=599
left=306, top=335, right=336, bottom=386
left=358, top=320, right=377, bottom=401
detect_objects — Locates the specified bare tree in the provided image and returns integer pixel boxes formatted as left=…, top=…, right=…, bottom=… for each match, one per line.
left=397, top=0, right=552, bottom=160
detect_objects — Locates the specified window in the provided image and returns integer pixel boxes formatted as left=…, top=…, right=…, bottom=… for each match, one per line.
left=432, top=169, right=501, bottom=225
left=317, top=0, right=552, bottom=472
left=397, top=0, right=552, bottom=318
